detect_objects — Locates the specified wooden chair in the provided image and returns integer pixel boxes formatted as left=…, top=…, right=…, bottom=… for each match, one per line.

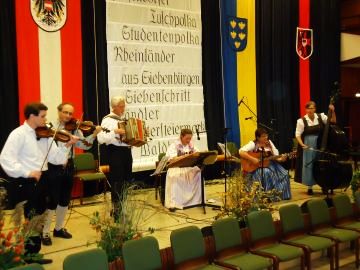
left=279, top=204, right=335, bottom=270
left=247, top=210, right=305, bottom=270
left=73, top=153, right=107, bottom=204
left=306, top=198, right=360, bottom=269
left=122, top=236, right=163, bottom=270
left=212, top=217, right=272, bottom=270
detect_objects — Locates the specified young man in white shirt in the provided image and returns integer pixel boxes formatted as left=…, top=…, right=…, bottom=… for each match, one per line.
left=0, top=102, right=77, bottom=263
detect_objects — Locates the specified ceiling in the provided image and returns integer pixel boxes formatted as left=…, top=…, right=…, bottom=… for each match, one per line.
left=341, top=0, right=360, bottom=67
left=341, top=0, right=360, bottom=35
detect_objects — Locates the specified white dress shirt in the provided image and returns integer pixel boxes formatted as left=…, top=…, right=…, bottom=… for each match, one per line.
left=97, top=112, right=129, bottom=147
left=295, top=113, right=327, bottom=137
left=0, top=122, right=70, bottom=178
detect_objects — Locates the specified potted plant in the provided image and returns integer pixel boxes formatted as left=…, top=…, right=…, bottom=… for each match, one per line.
left=215, top=170, right=281, bottom=225
left=90, top=185, right=154, bottom=269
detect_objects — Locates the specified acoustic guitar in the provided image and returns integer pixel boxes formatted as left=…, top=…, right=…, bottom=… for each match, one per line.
left=241, top=151, right=297, bottom=173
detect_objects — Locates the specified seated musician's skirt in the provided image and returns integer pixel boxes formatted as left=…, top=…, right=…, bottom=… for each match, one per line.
left=248, top=161, right=291, bottom=200
left=165, top=166, right=202, bottom=209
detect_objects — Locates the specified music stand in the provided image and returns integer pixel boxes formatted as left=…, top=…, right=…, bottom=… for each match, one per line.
left=168, top=151, right=218, bottom=214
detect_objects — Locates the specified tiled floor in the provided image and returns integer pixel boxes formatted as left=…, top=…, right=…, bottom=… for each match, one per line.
left=3, top=177, right=359, bottom=269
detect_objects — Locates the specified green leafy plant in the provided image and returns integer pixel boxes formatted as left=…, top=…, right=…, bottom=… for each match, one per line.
left=90, top=185, right=154, bottom=262
left=215, top=170, right=281, bottom=223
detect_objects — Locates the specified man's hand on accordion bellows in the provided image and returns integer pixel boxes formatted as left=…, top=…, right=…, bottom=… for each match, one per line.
left=114, top=128, right=125, bottom=135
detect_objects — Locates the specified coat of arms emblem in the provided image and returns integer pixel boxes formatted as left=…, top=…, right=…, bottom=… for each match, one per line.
left=228, top=17, right=248, bottom=52
left=296, top=27, right=313, bottom=60
left=31, top=0, right=67, bottom=32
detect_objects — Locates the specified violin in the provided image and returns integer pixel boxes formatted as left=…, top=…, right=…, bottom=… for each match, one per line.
left=64, top=118, right=110, bottom=134
left=35, top=126, right=72, bottom=143
left=35, top=125, right=92, bottom=147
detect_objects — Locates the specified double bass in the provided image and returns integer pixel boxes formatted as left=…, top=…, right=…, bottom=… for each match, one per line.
left=313, top=91, right=353, bottom=192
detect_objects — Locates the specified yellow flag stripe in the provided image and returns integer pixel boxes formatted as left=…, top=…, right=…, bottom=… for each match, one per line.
left=237, top=0, right=257, bottom=145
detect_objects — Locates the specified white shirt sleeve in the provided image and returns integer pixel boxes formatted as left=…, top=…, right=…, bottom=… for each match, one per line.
left=0, top=130, right=29, bottom=178
left=47, top=138, right=70, bottom=165
left=74, top=129, right=95, bottom=150
left=269, top=140, right=279, bottom=156
left=295, top=118, right=305, bottom=137
left=320, top=113, right=328, bottom=124
left=97, top=117, right=118, bottom=145
left=166, top=142, right=178, bottom=158
left=240, top=141, right=256, bottom=152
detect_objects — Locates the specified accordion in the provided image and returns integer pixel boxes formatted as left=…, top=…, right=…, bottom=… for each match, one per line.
left=119, top=118, right=148, bottom=147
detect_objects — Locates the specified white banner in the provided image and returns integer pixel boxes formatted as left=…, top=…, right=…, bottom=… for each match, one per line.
left=106, top=0, right=207, bottom=171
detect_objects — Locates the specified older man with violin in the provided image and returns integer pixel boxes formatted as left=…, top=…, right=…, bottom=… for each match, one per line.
left=0, top=102, right=78, bottom=263
left=40, top=102, right=102, bottom=246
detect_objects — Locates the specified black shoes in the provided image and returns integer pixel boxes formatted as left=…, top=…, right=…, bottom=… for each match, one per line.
left=41, top=234, right=52, bottom=246
left=25, top=258, right=53, bottom=265
left=307, top=189, right=314, bottom=195
left=53, top=228, right=72, bottom=239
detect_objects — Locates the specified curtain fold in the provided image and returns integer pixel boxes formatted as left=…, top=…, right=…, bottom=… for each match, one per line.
left=0, top=0, right=19, bottom=150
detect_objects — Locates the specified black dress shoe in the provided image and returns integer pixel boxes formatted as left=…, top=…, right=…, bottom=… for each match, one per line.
left=53, top=228, right=72, bottom=239
left=41, top=234, right=52, bottom=246
left=307, top=189, right=314, bottom=195
left=169, top=207, right=176, bottom=212
left=25, top=258, right=53, bottom=265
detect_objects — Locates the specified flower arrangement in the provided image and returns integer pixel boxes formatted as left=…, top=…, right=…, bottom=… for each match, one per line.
left=215, top=170, right=281, bottom=223
left=0, top=188, right=25, bottom=268
left=90, top=185, right=154, bottom=262
left=0, top=187, right=45, bottom=269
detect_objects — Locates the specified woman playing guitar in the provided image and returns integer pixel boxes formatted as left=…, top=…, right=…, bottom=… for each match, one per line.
left=239, top=128, right=291, bottom=200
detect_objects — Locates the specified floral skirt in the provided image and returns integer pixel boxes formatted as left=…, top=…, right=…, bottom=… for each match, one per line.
left=250, top=161, right=291, bottom=200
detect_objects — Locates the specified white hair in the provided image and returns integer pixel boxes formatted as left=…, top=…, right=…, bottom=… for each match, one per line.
left=110, top=96, right=125, bottom=108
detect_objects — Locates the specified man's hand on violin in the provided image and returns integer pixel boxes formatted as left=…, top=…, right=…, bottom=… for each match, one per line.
left=29, top=171, right=42, bottom=181
left=65, top=135, right=79, bottom=147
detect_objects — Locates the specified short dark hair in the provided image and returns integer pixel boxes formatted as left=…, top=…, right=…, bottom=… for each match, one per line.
left=57, top=102, right=74, bottom=112
left=24, top=102, right=48, bottom=119
left=305, top=101, right=316, bottom=109
left=255, top=128, right=268, bottom=139
left=180, top=128, right=193, bottom=137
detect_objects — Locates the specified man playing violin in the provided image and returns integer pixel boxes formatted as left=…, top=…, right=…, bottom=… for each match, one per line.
left=0, top=102, right=78, bottom=263
left=41, top=102, right=102, bottom=246
left=97, top=96, right=132, bottom=221
left=239, top=128, right=291, bottom=200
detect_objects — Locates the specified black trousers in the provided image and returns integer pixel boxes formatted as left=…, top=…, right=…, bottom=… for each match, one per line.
left=7, top=173, right=51, bottom=255
left=107, top=145, right=133, bottom=205
left=47, top=161, right=74, bottom=209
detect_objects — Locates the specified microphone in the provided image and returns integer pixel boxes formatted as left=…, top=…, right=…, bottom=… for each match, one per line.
left=195, top=127, right=200, bottom=140
left=245, top=116, right=253, bottom=120
left=238, top=96, right=245, bottom=106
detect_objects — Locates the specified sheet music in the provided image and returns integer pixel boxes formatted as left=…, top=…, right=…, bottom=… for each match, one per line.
left=151, top=155, right=169, bottom=176
left=217, top=142, right=232, bottom=157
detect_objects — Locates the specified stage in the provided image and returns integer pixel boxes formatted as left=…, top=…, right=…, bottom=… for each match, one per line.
left=2, top=176, right=358, bottom=270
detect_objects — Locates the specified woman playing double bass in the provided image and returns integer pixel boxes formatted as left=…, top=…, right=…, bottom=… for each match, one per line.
left=295, top=101, right=336, bottom=195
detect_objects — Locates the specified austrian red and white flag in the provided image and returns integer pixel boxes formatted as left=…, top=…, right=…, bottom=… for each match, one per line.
left=15, top=0, right=83, bottom=122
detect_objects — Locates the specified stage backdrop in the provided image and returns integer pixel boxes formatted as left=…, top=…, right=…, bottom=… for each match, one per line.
left=105, top=0, right=208, bottom=171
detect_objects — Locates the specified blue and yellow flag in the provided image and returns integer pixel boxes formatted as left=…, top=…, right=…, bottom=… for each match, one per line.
left=221, top=0, right=257, bottom=146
